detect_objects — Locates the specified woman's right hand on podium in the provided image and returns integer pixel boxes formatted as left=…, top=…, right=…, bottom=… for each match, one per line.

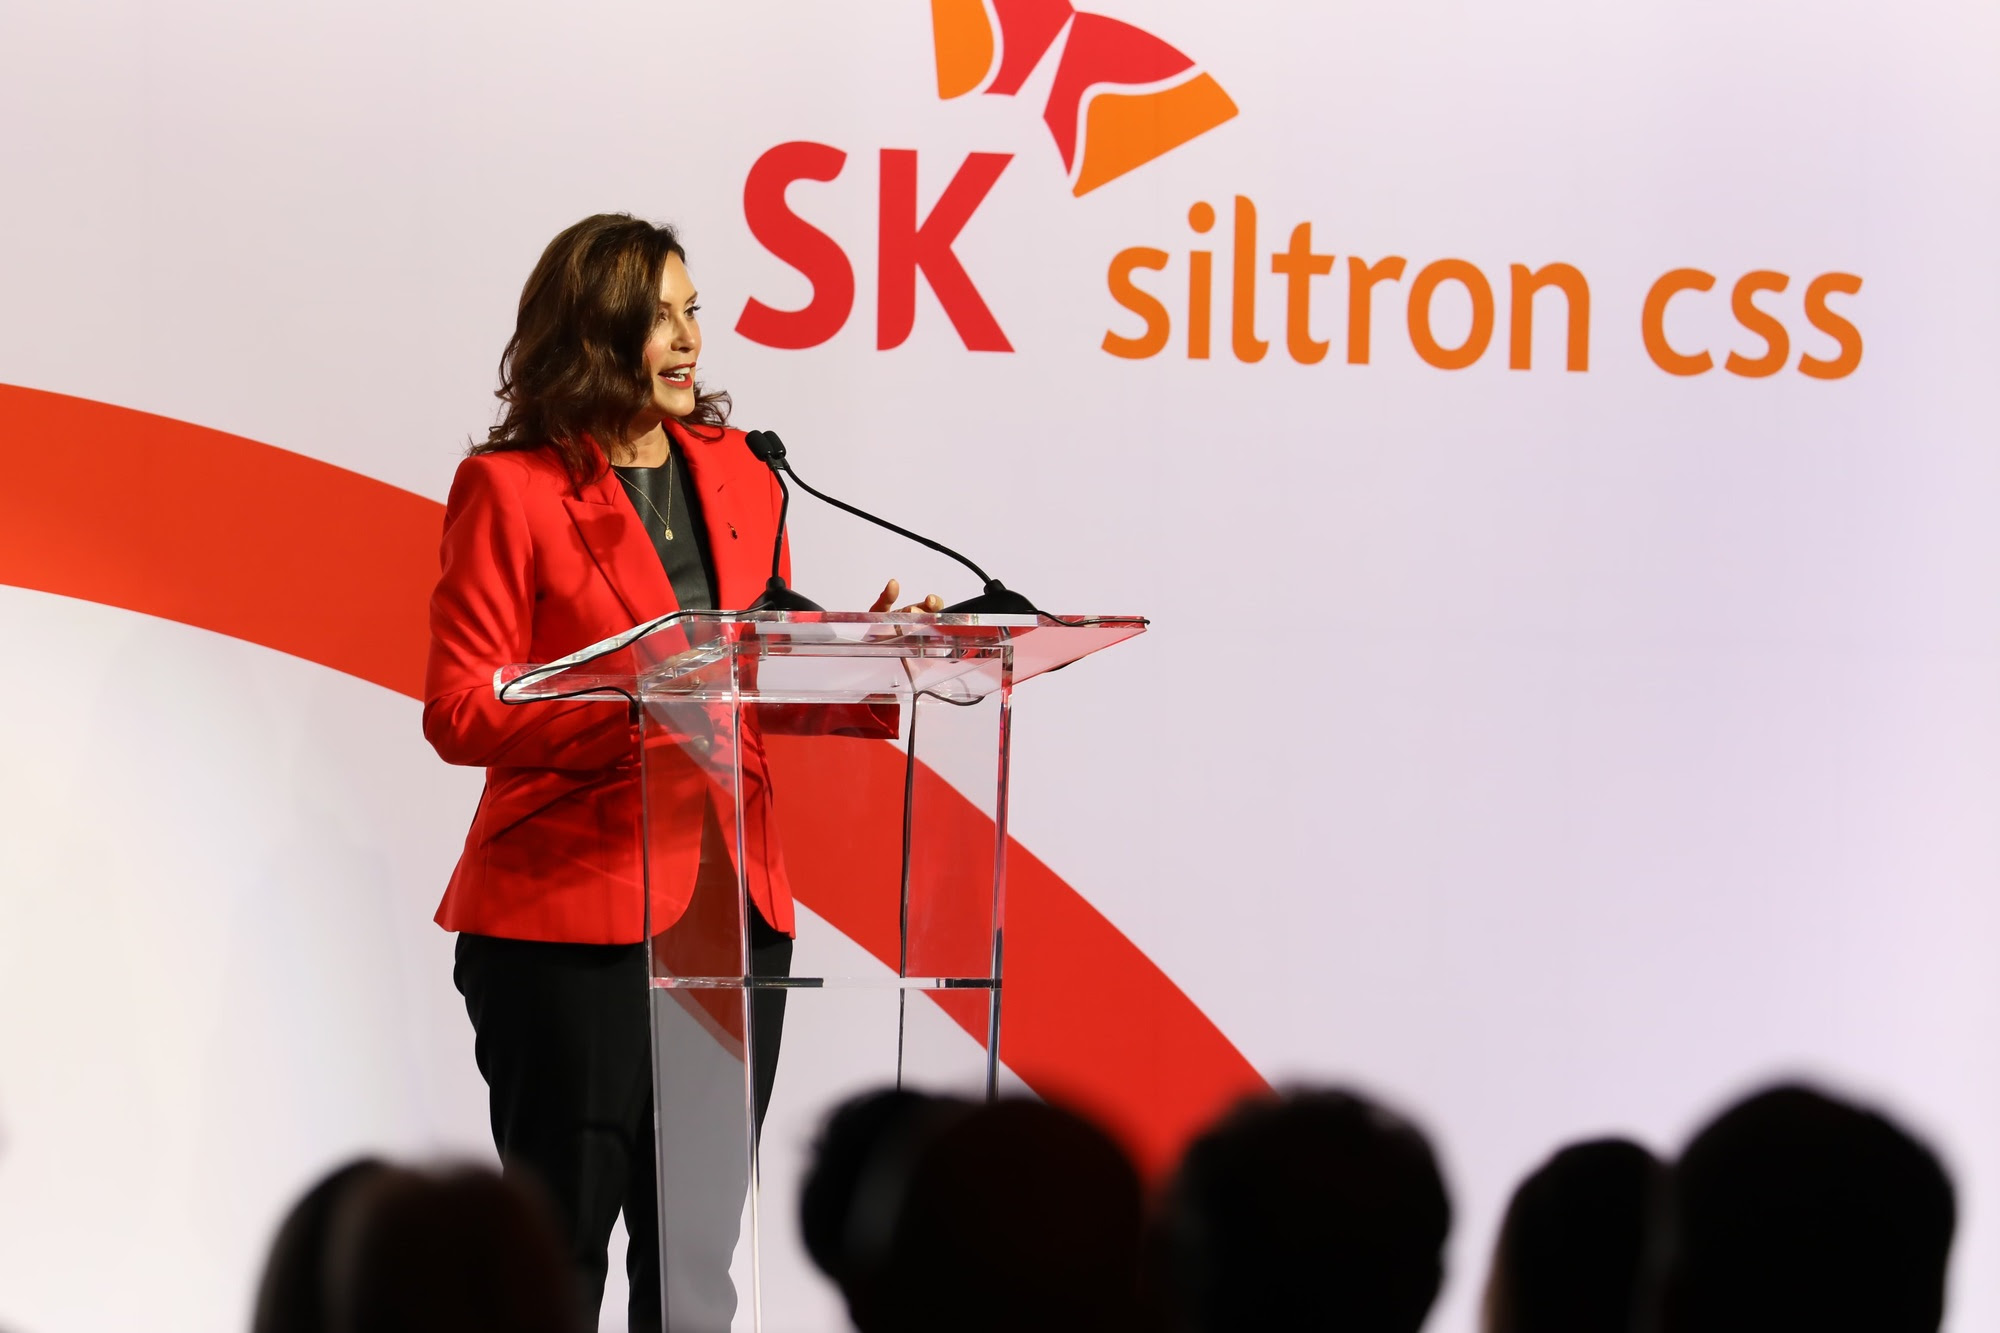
left=871, top=579, right=943, bottom=614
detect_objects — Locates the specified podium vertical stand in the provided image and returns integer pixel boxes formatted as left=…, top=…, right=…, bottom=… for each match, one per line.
left=499, top=610, right=1146, bottom=1332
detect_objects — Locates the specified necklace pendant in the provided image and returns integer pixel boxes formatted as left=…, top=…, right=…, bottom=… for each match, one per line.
left=662, top=525, right=674, bottom=541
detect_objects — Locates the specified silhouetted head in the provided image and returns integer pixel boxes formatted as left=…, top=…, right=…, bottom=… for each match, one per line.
left=1156, top=1087, right=1451, bottom=1333
left=322, top=1163, right=579, bottom=1333
left=799, top=1087, right=969, bottom=1291
left=803, top=1090, right=1146, bottom=1333
left=886, top=1098, right=1146, bottom=1333
left=1482, top=1137, right=1664, bottom=1333
left=251, top=1158, right=391, bottom=1333
left=1662, top=1083, right=1955, bottom=1333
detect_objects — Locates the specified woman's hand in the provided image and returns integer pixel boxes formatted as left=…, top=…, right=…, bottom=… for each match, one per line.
left=871, top=579, right=944, bottom=614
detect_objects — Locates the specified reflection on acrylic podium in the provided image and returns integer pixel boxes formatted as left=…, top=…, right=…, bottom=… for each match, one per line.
left=499, top=610, right=1145, bottom=1331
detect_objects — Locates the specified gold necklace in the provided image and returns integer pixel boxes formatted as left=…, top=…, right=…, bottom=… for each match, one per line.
left=616, top=455, right=675, bottom=541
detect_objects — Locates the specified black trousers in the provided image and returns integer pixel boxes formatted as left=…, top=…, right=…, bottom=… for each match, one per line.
left=454, top=910, right=791, bottom=1333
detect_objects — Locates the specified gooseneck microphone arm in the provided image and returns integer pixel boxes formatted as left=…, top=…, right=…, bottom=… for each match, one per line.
left=786, top=468, right=992, bottom=585
left=742, top=430, right=1037, bottom=615
left=744, top=431, right=825, bottom=613
left=765, top=463, right=794, bottom=584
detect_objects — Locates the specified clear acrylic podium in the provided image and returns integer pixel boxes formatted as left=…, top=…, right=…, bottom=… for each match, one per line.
left=498, top=610, right=1146, bottom=1332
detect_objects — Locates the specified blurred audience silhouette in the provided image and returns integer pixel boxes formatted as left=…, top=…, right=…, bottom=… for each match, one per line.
left=1154, top=1087, right=1451, bottom=1333
left=252, top=1157, right=390, bottom=1333
left=1481, top=1137, right=1663, bottom=1333
left=798, top=1087, right=967, bottom=1300
left=1659, top=1081, right=1955, bottom=1333
left=801, top=1090, right=1146, bottom=1333
left=253, top=1159, right=577, bottom=1333
left=250, top=1077, right=1960, bottom=1333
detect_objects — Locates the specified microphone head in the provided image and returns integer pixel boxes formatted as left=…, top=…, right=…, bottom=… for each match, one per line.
left=745, top=429, right=788, bottom=464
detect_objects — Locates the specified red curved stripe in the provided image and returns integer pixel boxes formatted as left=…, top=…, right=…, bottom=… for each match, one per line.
left=0, top=384, right=438, bottom=695
left=0, top=383, right=1265, bottom=1173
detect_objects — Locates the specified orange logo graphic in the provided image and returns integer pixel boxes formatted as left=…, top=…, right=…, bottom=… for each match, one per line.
left=929, top=0, right=1238, bottom=196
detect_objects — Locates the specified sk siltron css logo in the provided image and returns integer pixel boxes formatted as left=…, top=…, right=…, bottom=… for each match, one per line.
left=928, top=0, right=1238, bottom=197
left=734, top=5, right=1234, bottom=353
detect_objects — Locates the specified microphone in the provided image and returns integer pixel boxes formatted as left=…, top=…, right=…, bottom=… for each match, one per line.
left=744, top=430, right=825, bottom=613
left=741, top=430, right=1038, bottom=616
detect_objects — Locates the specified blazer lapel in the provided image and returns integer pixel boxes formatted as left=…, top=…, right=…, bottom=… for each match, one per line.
left=674, top=421, right=756, bottom=610
left=563, top=448, right=678, bottom=626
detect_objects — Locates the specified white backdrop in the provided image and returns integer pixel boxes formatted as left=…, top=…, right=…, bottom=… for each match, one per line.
left=3, top=2, right=1999, bottom=1330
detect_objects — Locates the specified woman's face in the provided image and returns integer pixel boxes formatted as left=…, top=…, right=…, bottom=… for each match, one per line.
left=643, top=252, right=703, bottom=421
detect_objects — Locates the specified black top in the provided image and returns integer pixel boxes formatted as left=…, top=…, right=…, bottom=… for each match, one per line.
left=613, top=450, right=719, bottom=611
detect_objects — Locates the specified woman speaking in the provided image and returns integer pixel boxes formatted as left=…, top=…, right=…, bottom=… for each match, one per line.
left=422, top=213, right=933, bottom=1332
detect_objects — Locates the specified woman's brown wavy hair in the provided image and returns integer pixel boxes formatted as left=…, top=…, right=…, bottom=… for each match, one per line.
left=473, top=213, right=730, bottom=491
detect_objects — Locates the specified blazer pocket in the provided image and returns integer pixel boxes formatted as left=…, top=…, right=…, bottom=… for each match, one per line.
left=472, top=768, right=604, bottom=846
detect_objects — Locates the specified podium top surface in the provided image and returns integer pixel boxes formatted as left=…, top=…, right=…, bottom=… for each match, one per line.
left=495, top=611, right=1147, bottom=706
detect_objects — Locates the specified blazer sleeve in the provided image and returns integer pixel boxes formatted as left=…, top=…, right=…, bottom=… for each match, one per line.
left=422, top=456, right=639, bottom=771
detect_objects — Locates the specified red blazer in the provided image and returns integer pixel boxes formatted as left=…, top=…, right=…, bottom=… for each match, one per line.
left=423, top=423, right=798, bottom=945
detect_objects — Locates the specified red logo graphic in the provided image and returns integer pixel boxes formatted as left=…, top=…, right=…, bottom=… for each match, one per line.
left=929, top=0, right=1238, bottom=196
left=736, top=144, right=1015, bottom=353
left=732, top=4, right=1241, bottom=354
